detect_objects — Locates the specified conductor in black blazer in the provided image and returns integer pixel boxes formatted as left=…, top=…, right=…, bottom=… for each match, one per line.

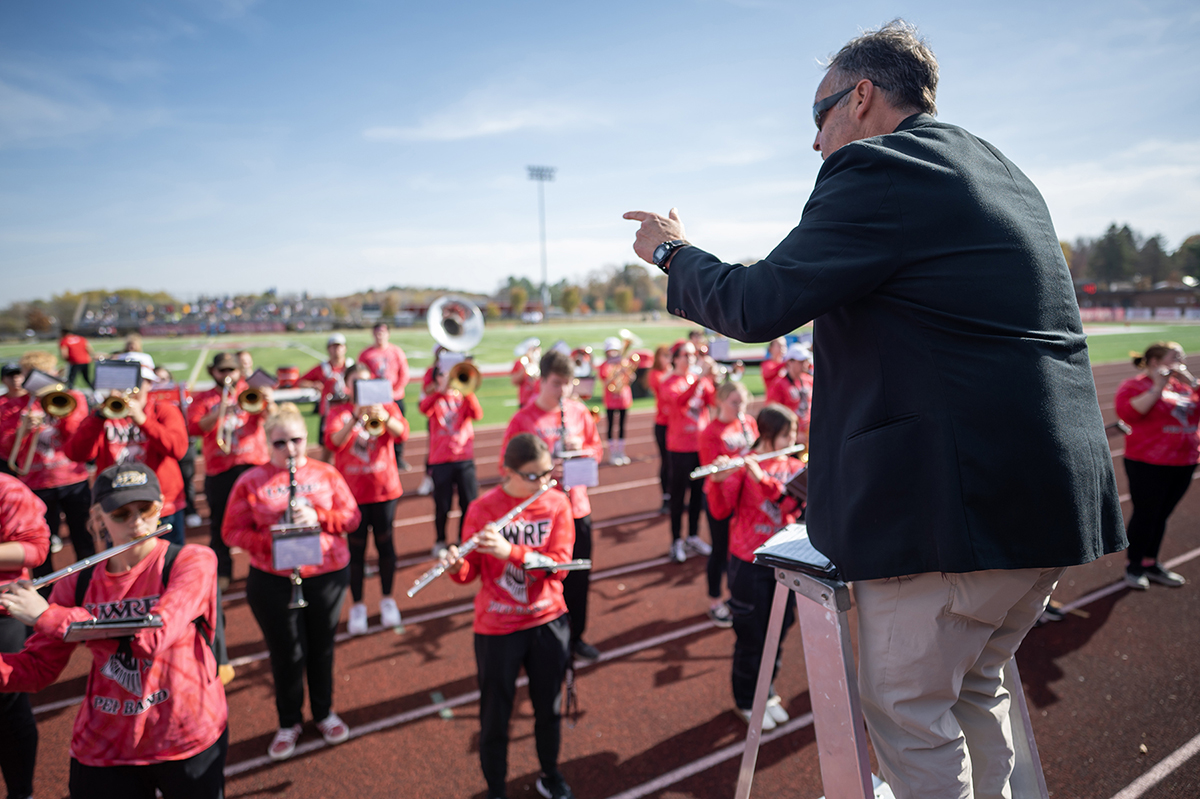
left=626, top=21, right=1124, bottom=799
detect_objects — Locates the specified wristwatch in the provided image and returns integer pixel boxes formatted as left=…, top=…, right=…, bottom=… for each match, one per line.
left=652, top=240, right=689, bottom=273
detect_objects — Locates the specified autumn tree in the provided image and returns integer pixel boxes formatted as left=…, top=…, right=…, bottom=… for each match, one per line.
left=509, top=286, right=528, bottom=317
left=560, top=286, right=581, bottom=315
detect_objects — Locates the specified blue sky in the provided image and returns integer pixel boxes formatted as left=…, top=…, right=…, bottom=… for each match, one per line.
left=2, top=0, right=1197, bottom=302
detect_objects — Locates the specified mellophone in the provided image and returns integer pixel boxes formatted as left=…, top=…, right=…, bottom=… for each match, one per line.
left=0, top=524, right=174, bottom=641
left=407, top=480, right=591, bottom=598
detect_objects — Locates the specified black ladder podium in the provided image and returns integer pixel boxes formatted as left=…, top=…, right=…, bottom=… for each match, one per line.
left=733, top=524, right=1049, bottom=799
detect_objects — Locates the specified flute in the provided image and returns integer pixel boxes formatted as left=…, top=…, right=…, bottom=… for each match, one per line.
left=1, top=524, right=173, bottom=594
left=407, top=480, right=557, bottom=598
left=689, top=444, right=806, bottom=480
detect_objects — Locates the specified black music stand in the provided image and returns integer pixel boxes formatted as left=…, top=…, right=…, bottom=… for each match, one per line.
left=734, top=524, right=1049, bottom=799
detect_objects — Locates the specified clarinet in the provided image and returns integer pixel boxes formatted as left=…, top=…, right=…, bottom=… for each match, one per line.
left=285, top=457, right=309, bottom=609
left=407, top=480, right=558, bottom=597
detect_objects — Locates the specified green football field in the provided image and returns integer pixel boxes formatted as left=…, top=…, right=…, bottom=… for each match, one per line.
left=2, top=319, right=1195, bottom=441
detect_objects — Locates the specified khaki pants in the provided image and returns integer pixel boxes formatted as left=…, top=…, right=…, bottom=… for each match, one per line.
left=853, top=567, right=1063, bottom=799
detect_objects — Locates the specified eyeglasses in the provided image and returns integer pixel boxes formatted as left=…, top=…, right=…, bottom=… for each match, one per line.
left=271, top=437, right=305, bottom=450
left=516, top=467, right=553, bottom=483
left=812, top=82, right=890, bottom=130
left=108, top=501, right=161, bottom=525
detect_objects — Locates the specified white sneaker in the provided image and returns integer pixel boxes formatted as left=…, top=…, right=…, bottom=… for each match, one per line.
left=686, top=536, right=712, bottom=556
left=348, top=602, right=368, bottom=636
left=380, top=597, right=402, bottom=628
left=268, top=724, right=303, bottom=760
left=417, top=475, right=434, bottom=496
left=736, top=706, right=777, bottom=731
left=670, top=539, right=686, bottom=563
left=50, top=535, right=63, bottom=554
left=316, top=712, right=350, bottom=745
left=766, top=695, right=790, bottom=725
left=185, top=513, right=204, bottom=528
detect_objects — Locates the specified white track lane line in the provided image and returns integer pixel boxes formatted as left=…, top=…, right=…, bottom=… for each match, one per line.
left=1108, top=730, right=1200, bottom=799
left=186, top=347, right=209, bottom=390
left=224, top=620, right=717, bottom=777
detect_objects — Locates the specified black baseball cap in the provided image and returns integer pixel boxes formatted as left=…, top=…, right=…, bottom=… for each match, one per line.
left=92, top=462, right=163, bottom=512
left=0, top=363, right=19, bottom=378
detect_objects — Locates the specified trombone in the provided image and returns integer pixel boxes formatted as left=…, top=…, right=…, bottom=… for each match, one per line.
left=7, top=385, right=77, bottom=476
left=238, top=386, right=267, bottom=414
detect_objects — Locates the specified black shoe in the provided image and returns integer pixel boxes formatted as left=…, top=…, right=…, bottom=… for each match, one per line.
left=572, top=640, right=601, bottom=663
left=1144, top=563, right=1186, bottom=587
left=536, top=772, right=575, bottom=799
left=397, top=460, right=413, bottom=472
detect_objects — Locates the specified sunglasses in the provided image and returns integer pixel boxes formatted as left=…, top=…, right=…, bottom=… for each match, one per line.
left=108, top=501, right=161, bottom=525
left=271, top=437, right=305, bottom=450
left=813, top=82, right=890, bottom=130
left=516, top=467, right=553, bottom=483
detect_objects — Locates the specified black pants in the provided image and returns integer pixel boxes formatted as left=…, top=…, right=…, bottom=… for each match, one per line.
left=179, top=441, right=198, bottom=516
left=0, top=615, right=36, bottom=799
left=348, top=498, right=398, bottom=602
left=246, top=566, right=349, bottom=727
left=706, top=510, right=731, bottom=599
left=475, top=615, right=570, bottom=798
left=32, top=480, right=94, bottom=585
left=68, top=727, right=227, bottom=799
left=66, top=362, right=92, bottom=390
left=564, top=515, right=591, bottom=647
left=668, top=451, right=703, bottom=540
left=605, top=408, right=627, bottom=440
left=654, top=423, right=670, bottom=495
left=728, top=556, right=794, bottom=710
left=431, top=461, right=479, bottom=544
left=205, top=464, right=253, bottom=579
left=1124, top=458, right=1197, bottom=565
left=392, top=399, right=408, bottom=467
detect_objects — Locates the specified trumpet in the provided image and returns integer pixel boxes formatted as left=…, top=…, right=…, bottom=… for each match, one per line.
left=215, top=376, right=235, bottom=454
left=238, top=387, right=267, bottom=414
left=689, top=444, right=807, bottom=480
left=360, top=409, right=389, bottom=437
left=407, top=480, right=558, bottom=597
left=446, top=360, right=481, bottom=396
left=6, top=386, right=77, bottom=476
left=100, top=390, right=137, bottom=420
left=712, top=360, right=745, bottom=383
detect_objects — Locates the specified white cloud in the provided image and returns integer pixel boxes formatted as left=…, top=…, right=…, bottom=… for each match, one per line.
left=363, top=90, right=607, bottom=142
left=0, top=79, right=112, bottom=147
left=1031, top=139, right=1200, bottom=249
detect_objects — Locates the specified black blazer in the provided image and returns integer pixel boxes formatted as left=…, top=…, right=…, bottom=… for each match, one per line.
left=667, top=114, right=1125, bottom=581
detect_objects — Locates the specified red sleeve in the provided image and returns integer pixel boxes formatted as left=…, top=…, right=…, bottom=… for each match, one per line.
left=705, top=468, right=745, bottom=521
left=127, top=546, right=217, bottom=661
left=0, top=476, right=50, bottom=572
left=387, top=404, right=409, bottom=442
left=314, top=469, right=362, bottom=534
left=324, top=406, right=355, bottom=452
left=220, top=472, right=267, bottom=561
left=0, top=608, right=83, bottom=693
left=138, top=403, right=189, bottom=460
left=300, top=364, right=324, bottom=383
left=465, top=394, right=483, bottom=421
left=449, top=499, right=490, bottom=585
left=418, top=393, right=439, bottom=416
left=580, top=404, right=603, bottom=461
left=61, top=409, right=106, bottom=463
left=1114, top=378, right=1146, bottom=423
left=397, top=349, right=410, bottom=389
left=699, top=426, right=720, bottom=466
left=186, top=392, right=214, bottom=437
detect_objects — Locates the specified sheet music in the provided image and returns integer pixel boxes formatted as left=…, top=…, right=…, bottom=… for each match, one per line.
left=562, top=456, right=599, bottom=489
left=754, top=523, right=835, bottom=572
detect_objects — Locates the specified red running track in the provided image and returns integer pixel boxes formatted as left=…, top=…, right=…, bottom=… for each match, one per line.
left=23, top=360, right=1200, bottom=798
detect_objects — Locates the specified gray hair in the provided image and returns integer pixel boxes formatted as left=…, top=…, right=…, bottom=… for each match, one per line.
left=825, top=19, right=938, bottom=116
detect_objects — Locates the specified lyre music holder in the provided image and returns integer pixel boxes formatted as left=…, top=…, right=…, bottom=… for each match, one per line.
left=735, top=524, right=1049, bottom=799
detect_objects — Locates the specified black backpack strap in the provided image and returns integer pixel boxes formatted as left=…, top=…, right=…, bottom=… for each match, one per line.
left=73, top=565, right=95, bottom=608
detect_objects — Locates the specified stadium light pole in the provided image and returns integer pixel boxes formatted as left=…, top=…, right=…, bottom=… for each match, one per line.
left=527, top=165, right=556, bottom=316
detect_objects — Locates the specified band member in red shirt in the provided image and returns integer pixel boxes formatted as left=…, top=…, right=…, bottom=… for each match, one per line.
left=224, top=403, right=359, bottom=761
left=706, top=404, right=803, bottom=731
left=153, top=366, right=203, bottom=529
left=0, top=474, right=50, bottom=799
left=0, top=463, right=228, bottom=799
left=0, top=352, right=94, bottom=577
left=646, top=345, right=673, bottom=513
left=64, top=354, right=190, bottom=546
left=442, top=433, right=575, bottom=799
left=325, top=364, right=409, bottom=635
left=760, top=337, right=787, bottom=396
left=357, top=322, right=412, bottom=472
left=187, top=352, right=273, bottom=585
left=766, top=343, right=813, bottom=442
left=503, top=350, right=603, bottom=664
left=1115, top=342, right=1199, bottom=589
left=511, top=339, right=542, bottom=410
left=420, top=359, right=483, bottom=558
left=660, top=341, right=717, bottom=563
left=298, top=333, right=353, bottom=461
left=597, top=337, right=634, bottom=466
left=58, top=328, right=95, bottom=390
left=698, top=381, right=757, bottom=627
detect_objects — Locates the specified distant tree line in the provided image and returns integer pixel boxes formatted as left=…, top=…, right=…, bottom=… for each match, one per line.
left=1066, top=225, right=1200, bottom=288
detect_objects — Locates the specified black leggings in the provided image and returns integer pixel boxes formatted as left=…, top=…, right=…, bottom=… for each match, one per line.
left=706, top=510, right=731, bottom=599
left=348, top=498, right=399, bottom=602
left=668, top=451, right=703, bottom=540
left=0, top=614, right=36, bottom=799
left=68, top=728, right=227, bottom=799
left=431, top=461, right=479, bottom=544
left=246, top=566, right=349, bottom=727
left=564, top=515, right=591, bottom=646
left=654, top=423, right=670, bottom=495
left=33, top=480, right=94, bottom=587
left=1123, top=458, right=1197, bottom=565
left=728, top=556, right=795, bottom=710
left=606, top=408, right=627, bottom=440
left=475, top=616, right=570, bottom=798
left=205, top=464, right=254, bottom=579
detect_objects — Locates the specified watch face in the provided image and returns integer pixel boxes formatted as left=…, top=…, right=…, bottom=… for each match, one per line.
left=654, top=244, right=668, bottom=264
